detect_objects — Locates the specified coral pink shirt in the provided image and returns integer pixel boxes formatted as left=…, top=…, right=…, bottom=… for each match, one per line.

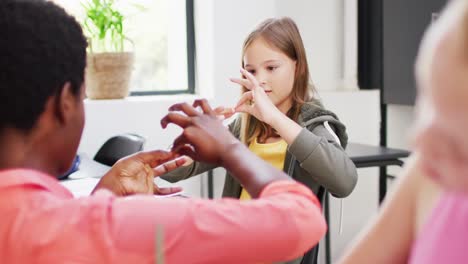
left=409, top=192, right=468, bottom=264
left=0, top=169, right=326, bottom=264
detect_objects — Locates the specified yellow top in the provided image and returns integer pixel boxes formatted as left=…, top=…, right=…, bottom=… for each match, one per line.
left=239, top=138, right=288, bottom=200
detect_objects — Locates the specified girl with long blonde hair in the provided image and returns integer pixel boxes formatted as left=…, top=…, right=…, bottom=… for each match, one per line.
left=163, top=17, right=358, bottom=264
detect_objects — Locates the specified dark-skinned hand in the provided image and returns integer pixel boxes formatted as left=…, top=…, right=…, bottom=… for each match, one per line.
left=93, top=150, right=186, bottom=196
left=161, top=99, right=240, bottom=166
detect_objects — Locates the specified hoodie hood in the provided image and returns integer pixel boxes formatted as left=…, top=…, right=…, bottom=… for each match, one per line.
left=298, top=99, right=349, bottom=149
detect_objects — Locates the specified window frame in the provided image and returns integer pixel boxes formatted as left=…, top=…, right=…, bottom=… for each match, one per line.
left=130, top=0, right=196, bottom=96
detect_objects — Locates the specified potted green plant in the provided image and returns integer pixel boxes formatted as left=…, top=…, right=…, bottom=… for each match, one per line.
left=82, top=0, right=134, bottom=99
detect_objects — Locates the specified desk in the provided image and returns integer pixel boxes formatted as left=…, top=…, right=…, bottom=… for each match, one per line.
left=346, top=142, right=410, bottom=202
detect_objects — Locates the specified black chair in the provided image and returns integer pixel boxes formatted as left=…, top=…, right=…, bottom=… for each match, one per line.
left=301, top=189, right=326, bottom=264
left=93, top=133, right=145, bottom=166
left=301, top=244, right=320, bottom=264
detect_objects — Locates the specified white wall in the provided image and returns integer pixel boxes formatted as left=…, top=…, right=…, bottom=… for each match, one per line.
left=387, top=105, right=415, bottom=150
left=79, top=1, right=386, bottom=263
left=275, top=0, right=344, bottom=91
left=386, top=105, right=415, bottom=181
left=211, top=0, right=276, bottom=107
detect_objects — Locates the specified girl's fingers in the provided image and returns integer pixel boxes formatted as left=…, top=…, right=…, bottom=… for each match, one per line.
left=235, top=91, right=254, bottom=108
left=220, top=111, right=235, bottom=120
left=214, top=106, right=235, bottom=120
left=213, top=106, right=225, bottom=115
left=240, top=68, right=260, bottom=88
left=235, top=104, right=254, bottom=115
left=230, top=78, right=252, bottom=90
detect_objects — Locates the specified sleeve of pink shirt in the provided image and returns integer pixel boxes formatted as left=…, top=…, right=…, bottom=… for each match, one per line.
left=20, top=180, right=326, bottom=263
left=107, top=180, right=327, bottom=264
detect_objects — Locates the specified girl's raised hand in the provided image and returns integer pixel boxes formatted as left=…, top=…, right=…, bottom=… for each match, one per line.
left=230, top=68, right=278, bottom=124
left=213, top=106, right=236, bottom=120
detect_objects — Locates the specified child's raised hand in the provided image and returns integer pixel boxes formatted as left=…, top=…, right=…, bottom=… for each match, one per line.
left=213, top=106, right=236, bottom=120
left=161, top=99, right=241, bottom=165
left=230, top=68, right=279, bottom=125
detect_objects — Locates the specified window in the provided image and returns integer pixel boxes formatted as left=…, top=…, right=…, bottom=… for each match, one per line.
left=54, top=0, right=195, bottom=95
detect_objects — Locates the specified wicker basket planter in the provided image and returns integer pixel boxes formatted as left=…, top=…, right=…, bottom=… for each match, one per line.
left=85, top=52, right=134, bottom=99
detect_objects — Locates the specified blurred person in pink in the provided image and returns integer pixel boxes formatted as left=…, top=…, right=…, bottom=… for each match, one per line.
left=339, top=0, right=468, bottom=263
